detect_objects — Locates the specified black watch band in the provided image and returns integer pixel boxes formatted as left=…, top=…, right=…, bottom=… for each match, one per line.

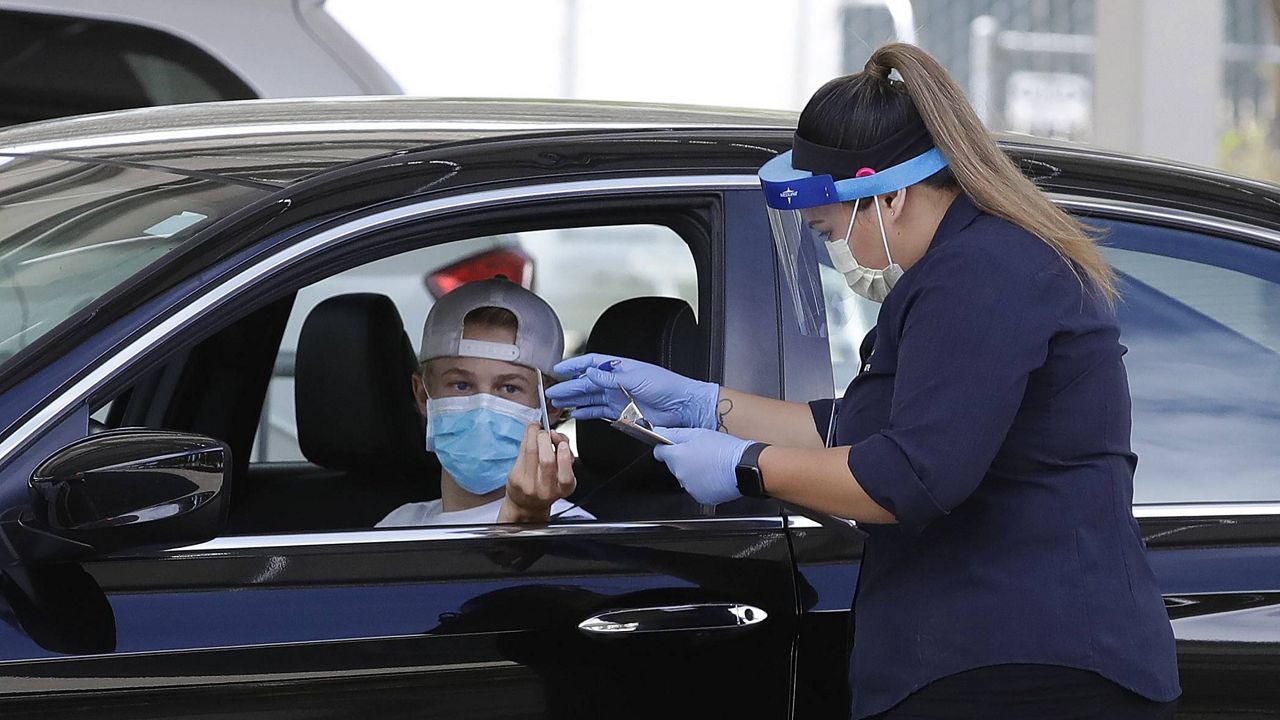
left=735, top=442, right=771, bottom=498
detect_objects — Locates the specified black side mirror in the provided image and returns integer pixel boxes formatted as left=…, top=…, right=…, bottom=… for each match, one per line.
left=5, top=429, right=231, bottom=563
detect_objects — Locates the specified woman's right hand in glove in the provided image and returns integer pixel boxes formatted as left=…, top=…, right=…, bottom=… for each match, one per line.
left=546, top=354, right=721, bottom=430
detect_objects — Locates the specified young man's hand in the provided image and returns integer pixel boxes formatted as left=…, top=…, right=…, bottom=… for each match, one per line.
left=498, top=423, right=577, bottom=523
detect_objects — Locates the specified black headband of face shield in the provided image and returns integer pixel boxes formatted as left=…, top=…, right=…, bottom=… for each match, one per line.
left=791, top=116, right=935, bottom=179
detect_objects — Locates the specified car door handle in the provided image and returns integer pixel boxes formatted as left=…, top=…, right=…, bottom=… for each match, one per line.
left=577, top=603, right=768, bottom=635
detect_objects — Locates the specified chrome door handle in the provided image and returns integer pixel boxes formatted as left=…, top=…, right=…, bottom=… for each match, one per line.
left=578, top=603, right=768, bottom=635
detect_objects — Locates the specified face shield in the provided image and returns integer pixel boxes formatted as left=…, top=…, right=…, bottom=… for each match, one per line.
left=758, top=133, right=949, bottom=335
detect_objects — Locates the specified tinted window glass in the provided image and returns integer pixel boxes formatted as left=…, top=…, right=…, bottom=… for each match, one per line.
left=815, top=215, right=1280, bottom=506
left=0, top=10, right=255, bottom=127
left=1102, top=220, right=1280, bottom=504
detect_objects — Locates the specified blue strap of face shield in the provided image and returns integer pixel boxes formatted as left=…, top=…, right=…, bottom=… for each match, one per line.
left=758, top=147, right=949, bottom=210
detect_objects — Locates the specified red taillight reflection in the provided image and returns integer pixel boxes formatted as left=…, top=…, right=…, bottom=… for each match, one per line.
left=425, top=248, right=534, bottom=298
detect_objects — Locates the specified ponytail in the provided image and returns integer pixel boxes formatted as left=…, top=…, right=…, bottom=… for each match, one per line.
left=858, top=44, right=1118, bottom=304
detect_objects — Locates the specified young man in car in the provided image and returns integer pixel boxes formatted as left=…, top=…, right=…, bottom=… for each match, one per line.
left=378, top=277, right=592, bottom=526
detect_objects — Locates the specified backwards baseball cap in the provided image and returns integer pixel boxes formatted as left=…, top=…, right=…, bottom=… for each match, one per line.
left=419, top=277, right=565, bottom=376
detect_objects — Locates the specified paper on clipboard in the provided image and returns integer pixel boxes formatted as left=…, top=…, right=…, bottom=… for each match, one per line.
left=608, top=387, right=673, bottom=445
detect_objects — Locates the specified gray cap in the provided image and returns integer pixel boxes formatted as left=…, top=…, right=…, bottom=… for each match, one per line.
left=419, top=278, right=565, bottom=376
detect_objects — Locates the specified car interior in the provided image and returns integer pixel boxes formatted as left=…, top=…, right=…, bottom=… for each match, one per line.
left=86, top=211, right=780, bottom=536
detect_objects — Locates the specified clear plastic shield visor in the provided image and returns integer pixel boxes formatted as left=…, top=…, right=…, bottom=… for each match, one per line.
left=758, top=148, right=948, bottom=336
left=767, top=204, right=832, bottom=337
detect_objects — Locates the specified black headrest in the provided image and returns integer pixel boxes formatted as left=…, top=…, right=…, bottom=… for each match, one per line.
left=576, top=297, right=704, bottom=476
left=295, top=293, right=437, bottom=479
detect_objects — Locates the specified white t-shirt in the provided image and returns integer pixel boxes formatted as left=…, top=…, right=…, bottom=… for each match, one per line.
left=376, top=497, right=594, bottom=528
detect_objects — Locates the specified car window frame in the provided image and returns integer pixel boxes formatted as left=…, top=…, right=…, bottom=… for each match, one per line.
left=0, top=174, right=784, bottom=540
left=782, top=191, right=1280, bottom=522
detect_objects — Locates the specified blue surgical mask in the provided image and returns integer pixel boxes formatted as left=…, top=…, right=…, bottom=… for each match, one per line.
left=426, top=393, right=543, bottom=495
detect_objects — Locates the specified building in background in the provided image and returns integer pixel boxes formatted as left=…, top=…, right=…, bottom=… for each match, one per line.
left=1223, top=0, right=1280, bottom=180
left=329, top=0, right=1280, bottom=181
left=0, top=0, right=1275, bottom=180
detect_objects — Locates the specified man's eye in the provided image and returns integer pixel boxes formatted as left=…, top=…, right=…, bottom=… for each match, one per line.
left=501, top=384, right=522, bottom=395
left=451, top=381, right=470, bottom=391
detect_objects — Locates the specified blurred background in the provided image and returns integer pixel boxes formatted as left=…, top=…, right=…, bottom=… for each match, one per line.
left=1, top=0, right=1278, bottom=181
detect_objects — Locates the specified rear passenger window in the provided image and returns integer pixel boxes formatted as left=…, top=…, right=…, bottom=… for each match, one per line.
left=1102, top=220, right=1280, bottom=504
left=0, top=10, right=255, bottom=127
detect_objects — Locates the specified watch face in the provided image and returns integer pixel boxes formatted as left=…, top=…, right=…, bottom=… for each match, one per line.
left=736, top=466, right=765, bottom=498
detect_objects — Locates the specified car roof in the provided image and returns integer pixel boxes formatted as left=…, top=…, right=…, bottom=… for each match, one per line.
left=0, top=97, right=801, bottom=185
left=0, top=96, right=1276, bottom=228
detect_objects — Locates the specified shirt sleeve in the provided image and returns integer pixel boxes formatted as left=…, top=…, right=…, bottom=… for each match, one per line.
left=809, top=398, right=839, bottom=445
left=847, top=245, right=1059, bottom=534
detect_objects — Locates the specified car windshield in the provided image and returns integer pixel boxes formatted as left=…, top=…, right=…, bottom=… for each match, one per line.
left=0, top=154, right=272, bottom=365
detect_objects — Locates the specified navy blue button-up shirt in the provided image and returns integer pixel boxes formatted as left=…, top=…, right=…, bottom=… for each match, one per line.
left=810, top=194, right=1180, bottom=718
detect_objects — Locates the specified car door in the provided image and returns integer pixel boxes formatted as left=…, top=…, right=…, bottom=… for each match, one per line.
left=780, top=192, right=1280, bottom=718
left=1079, top=204, right=1280, bottom=716
left=0, top=176, right=801, bottom=719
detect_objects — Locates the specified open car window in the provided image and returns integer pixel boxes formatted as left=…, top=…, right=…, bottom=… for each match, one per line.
left=252, top=224, right=698, bottom=463
left=219, top=221, right=735, bottom=533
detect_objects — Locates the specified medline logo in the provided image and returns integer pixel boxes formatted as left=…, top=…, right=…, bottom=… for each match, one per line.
left=780, top=188, right=798, bottom=204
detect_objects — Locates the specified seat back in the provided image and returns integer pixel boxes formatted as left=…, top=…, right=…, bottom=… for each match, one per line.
left=575, top=296, right=705, bottom=481
left=233, top=293, right=439, bottom=533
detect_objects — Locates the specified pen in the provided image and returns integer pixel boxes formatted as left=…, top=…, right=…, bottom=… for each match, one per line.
left=574, top=358, right=621, bottom=379
left=536, top=373, right=552, bottom=431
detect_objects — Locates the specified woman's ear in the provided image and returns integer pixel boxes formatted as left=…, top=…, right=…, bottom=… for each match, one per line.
left=882, top=188, right=907, bottom=217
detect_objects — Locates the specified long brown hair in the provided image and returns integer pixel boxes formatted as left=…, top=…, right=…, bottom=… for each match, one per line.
left=798, top=43, right=1117, bottom=304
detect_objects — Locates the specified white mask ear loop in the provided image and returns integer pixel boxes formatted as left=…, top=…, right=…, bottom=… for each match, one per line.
left=843, top=199, right=860, bottom=243
left=871, top=195, right=894, bottom=267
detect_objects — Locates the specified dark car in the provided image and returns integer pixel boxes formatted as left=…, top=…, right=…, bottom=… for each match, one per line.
left=0, top=98, right=1277, bottom=719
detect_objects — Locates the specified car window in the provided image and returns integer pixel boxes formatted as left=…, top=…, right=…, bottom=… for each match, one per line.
left=252, top=225, right=697, bottom=463
left=820, top=263, right=878, bottom=394
left=0, top=156, right=273, bottom=367
left=226, top=222, right=721, bottom=532
left=1101, top=220, right=1280, bottom=505
left=0, top=10, right=255, bottom=127
left=815, top=217, right=1280, bottom=506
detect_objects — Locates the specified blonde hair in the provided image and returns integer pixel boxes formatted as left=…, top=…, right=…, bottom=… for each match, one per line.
left=804, top=43, right=1117, bottom=304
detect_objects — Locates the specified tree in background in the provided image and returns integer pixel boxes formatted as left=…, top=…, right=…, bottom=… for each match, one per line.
left=1222, top=0, right=1280, bottom=180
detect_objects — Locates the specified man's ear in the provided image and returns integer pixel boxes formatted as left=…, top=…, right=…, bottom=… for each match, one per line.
left=544, top=376, right=568, bottom=426
left=411, top=372, right=428, bottom=416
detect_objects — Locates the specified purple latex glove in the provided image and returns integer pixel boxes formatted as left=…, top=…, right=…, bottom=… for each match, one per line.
left=652, top=427, right=752, bottom=505
left=547, top=354, right=719, bottom=430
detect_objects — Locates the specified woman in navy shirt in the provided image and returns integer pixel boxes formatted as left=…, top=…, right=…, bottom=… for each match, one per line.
left=547, top=43, right=1179, bottom=719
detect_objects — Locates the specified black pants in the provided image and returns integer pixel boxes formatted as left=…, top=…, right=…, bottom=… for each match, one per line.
left=868, top=664, right=1179, bottom=720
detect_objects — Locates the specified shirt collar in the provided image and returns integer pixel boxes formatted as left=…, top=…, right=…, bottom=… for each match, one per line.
left=929, top=192, right=981, bottom=248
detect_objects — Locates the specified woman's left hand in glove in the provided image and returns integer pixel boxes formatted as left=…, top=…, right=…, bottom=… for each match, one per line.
left=651, top=427, right=753, bottom=505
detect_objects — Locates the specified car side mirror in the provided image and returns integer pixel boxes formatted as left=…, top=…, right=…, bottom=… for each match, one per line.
left=4, top=429, right=231, bottom=563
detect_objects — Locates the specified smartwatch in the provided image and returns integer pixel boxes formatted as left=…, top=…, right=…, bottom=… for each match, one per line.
left=735, top=442, right=771, bottom=498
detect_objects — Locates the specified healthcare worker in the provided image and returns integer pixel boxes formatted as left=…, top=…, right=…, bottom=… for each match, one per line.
left=546, top=43, right=1180, bottom=719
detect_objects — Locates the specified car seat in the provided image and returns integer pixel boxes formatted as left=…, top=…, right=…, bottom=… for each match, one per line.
left=570, top=297, right=707, bottom=518
left=230, top=293, right=440, bottom=532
